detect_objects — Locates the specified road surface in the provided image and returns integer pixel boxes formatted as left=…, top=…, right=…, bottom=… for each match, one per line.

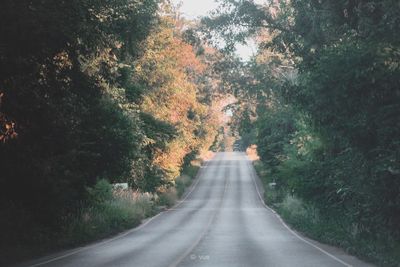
left=19, top=152, right=373, bottom=267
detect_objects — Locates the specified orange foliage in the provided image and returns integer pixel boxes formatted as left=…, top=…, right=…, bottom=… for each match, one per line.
left=246, top=145, right=260, bottom=161
left=0, top=92, right=17, bottom=143
left=136, top=17, right=218, bottom=179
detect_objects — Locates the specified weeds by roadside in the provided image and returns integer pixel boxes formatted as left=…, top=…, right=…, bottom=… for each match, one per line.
left=158, top=160, right=201, bottom=206
left=252, top=159, right=400, bottom=267
left=62, top=181, right=156, bottom=246
left=63, top=159, right=201, bottom=248
left=4, top=158, right=203, bottom=266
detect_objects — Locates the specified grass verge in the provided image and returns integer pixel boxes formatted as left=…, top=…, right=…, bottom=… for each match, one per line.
left=157, top=159, right=201, bottom=207
left=4, top=159, right=203, bottom=266
left=253, top=160, right=400, bottom=267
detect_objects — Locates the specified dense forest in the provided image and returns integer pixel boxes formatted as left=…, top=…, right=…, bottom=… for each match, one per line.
left=204, top=0, right=400, bottom=265
left=1, top=0, right=399, bottom=266
left=0, top=0, right=227, bottom=263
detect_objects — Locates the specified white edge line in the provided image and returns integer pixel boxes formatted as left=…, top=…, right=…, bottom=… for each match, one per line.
left=245, top=155, right=353, bottom=267
left=26, top=158, right=212, bottom=267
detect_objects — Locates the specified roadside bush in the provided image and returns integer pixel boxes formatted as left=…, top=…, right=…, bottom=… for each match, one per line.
left=278, top=194, right=319, bottom=231
left=176, top=174, right=192, bottom=198
left=87, top=179, right=113, bottom=206
left=63, top=182, right=155, bottom=245
left=254, top=159, right=400, bottom=266
left=157, top=188, right=178, bottom=208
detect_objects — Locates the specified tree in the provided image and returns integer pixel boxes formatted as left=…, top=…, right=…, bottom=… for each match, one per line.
left=0, top=0, right=159, bottom=246
left=203, top=0, right=400, bottom=264
left=134, top=15, right=219, bottom=180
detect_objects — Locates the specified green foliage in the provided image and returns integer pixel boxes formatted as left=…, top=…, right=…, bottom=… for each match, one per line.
left=157, top=188, right=178, bottom=208
left=63, top=188, right=155, bottom=246
left=206, top=0, right=400, bottom=265
left=87, top=179, right=114, bottom=206
left=136, top=166, right=165, bottom=194
left=210, top=126, right=225, bottom=152
left=175, top=178, right=187, bottom=198
left=184, top=162, right=201, bottom=178
left=0, top=0, right=163, bottom=262
left=176, top=159, right=200, bottom=197
left=0, top=0, right=217, bottom=264
left=257, top=106, right=296, bottom=175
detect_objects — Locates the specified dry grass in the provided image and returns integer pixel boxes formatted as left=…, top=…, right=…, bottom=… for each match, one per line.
left=63, top=188, right=155, bottom=245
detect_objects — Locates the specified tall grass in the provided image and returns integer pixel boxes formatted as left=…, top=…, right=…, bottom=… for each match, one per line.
left=65, top=160, right=201, bottom=245
left=2, top=182, right=157, bottom=266
left=158, top=161, right=201, bottom=206
left=253, top=160, right=400, bottom=267
left=5, top=159, right=203, bottom=266
left=175, top=174, right=192, bottom=198
left=277, top=194, right=400, bottom=266
left=62, top=187, right=155, bottom=245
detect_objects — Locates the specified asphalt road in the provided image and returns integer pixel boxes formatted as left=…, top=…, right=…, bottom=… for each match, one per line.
left=19, top=152, right=374, bottom=267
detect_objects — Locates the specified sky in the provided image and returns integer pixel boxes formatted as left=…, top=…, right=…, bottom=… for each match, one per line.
left=175, top=0, right=218, bottom=19
left=173, top=0, right=256, bottom=61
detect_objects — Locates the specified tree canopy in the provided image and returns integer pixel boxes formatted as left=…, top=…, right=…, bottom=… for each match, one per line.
left=203, top=0, right=400, bottom=265
left=0, top=0, right=222, bottom=253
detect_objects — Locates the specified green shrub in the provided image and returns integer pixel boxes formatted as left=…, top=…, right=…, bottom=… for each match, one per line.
left=62, top=189, right=155, bottom=246
left=87, top=179, right=113, bottom=206
left=278, top=194, right=317, bottom=229
left=182, top=164, right=200, bottom=178
left=157, top=188, right=178, bottom=208
left=174, top=158, right=201, bottom=198
left=177, top=174, right=195, bottom=197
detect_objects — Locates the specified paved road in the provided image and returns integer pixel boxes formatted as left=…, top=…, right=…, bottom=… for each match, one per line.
left=19, top=152, right=374, bottom=267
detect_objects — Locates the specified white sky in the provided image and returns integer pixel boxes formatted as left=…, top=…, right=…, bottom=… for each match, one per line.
left=175, top=0, right=218, bottom=19
left=173, top=0, right=256, bottom=61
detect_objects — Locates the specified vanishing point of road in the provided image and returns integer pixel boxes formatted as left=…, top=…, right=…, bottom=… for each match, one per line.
left=19, top=152, right=374, bottom=267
